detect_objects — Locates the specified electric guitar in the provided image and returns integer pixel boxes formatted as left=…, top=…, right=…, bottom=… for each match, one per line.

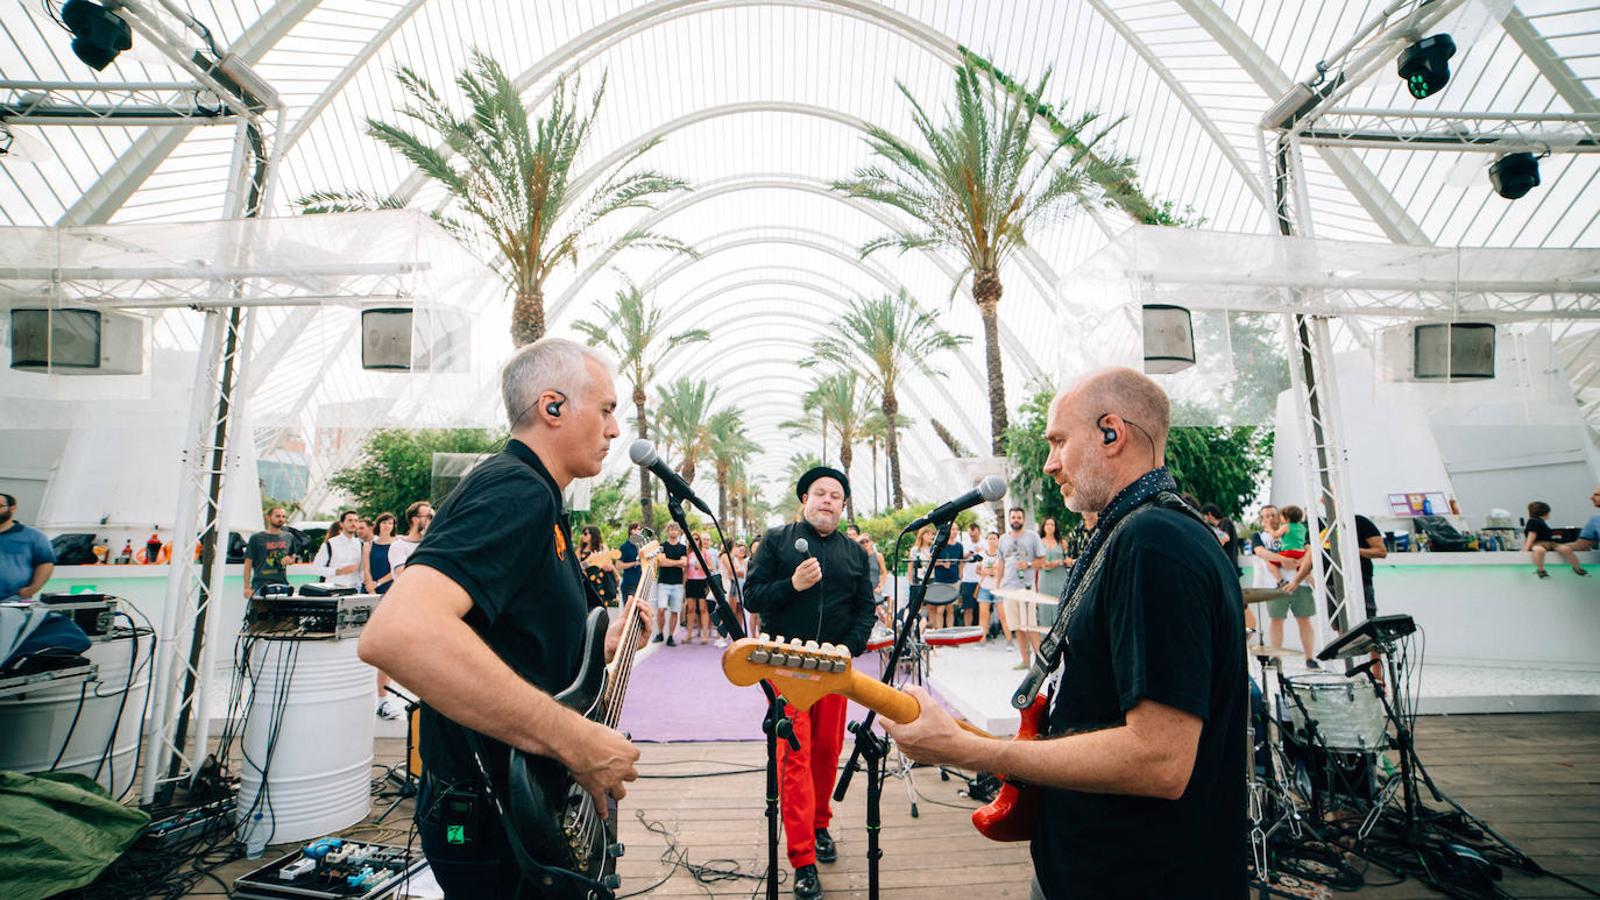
left=720, top=634, right=1047, bottom=842
left=505, top=540, right=659, bottom=897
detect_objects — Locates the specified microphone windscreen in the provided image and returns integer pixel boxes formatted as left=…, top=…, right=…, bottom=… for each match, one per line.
left=794, top=538, right=809, bottom=555
left=978, top=474, right=1008, bottom=502
left=628, top=439, right=657, bottom=467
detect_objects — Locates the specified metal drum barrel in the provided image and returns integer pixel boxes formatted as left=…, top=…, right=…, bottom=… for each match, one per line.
left=236, top=636, right=374, bottom=846
left=0, top=629, right=152, bottom=797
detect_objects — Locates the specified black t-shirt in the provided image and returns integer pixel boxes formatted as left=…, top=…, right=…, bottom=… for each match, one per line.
left=1217, top=518, right=1241, bottom=574
left=408, top=439, right=592, bottom=782
left=1355, top=515, right=1382, bottom=587
left=1525, top=516, right=1553, bottom=544
left=933, top=541, right=964, bottom=584
left=246, top=531, right=291, bottom=588
left=1033, top=506, right=1247, bottom=899
left=658, top=541, right=687, bottom=584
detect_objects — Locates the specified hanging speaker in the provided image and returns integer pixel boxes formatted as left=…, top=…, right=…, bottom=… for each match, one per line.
left=361, top=306, right=468, bottom=372
left=361, top=307, right=413, bottom=370
left=10, top=307, right=143, bottom=375
left=1141, top=304, right=1196, bottom=374
left=1412, top=322, right=1495, bottom=381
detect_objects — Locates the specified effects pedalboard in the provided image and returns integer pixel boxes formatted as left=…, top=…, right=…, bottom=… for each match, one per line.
left=233, top=839, right=425, bottom=900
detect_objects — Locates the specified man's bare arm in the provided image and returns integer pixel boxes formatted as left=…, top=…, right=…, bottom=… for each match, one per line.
left=887, top=690, right=1203, bottom=801
left=357, top=564, right=638, bottom=811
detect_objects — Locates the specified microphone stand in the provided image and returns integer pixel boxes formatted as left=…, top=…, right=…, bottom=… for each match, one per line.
left=833, top=521, right=954, bottom=900
left=662, top=494, right=792, bottom=900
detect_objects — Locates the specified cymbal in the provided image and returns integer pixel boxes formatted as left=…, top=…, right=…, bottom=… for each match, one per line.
left=1241, top=588, right=1287, bottom=605
left=1246, top=644, right=1299, bottom=660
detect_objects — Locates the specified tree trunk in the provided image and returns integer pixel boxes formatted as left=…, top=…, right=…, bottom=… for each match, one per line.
left=716, top=464, right=729, bottom=523
left=636, top=384, right=653, bottom=530
left=869, top=440, right=880, bottom=515
left=679, top=455, right=695, bottom=485
left=840, top=439, right=855, bottom=521
left=511, top=283, right=545, bottom=347
left=883, top=391, right=904, bottom=508
left=974, top=268, right=1008, bottom=454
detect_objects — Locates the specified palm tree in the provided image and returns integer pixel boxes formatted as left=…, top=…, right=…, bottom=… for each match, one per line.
left=806, top=372, right=872, bottom=519
left=779, top=383, right=831, bottom=465
left=573, top=284, right=708, bottom=527
left=860, top=409, right=911, bottom=515
left=834, top=58, right=1131, bottom=453
left=785, top=452, right=824, bottom=518
left=299, top=50, right=693, bottom=346
left=655, top=378, right=717, bottom=484
left=707, top=408, right=758, bottom=523
left=809, top=291, right=967, bottom=508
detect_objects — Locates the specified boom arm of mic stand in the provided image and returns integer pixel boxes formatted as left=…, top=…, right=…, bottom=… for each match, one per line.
left=834, top=524, right=951, bottom=803
left=663, top=496, right=747, bottom=642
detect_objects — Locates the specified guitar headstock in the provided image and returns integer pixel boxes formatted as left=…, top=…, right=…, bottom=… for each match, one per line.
left=721, top=633, right=853, bottom=711
left=636, top=540, right=662, bottom=560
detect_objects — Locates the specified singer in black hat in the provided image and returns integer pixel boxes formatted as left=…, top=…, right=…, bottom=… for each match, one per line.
left=743, top=465, right=877, bottom=900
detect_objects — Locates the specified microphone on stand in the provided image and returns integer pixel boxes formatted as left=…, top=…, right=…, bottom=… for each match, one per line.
left=902, top=475, right=1008, bottom=533
left=628, top=439, right=714, bottom=516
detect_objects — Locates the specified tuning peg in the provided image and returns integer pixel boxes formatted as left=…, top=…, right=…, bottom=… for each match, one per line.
left=760, top=632, right=772, bottom=642
left=751, top=649, right=771, bottom=664
left=791, top=637, right=804, bottom=647
left=804, top=639, right=820, bottom=651
left=828, top=659, right=847, bottom=673
left=774, top=634, right=785, bottom=645
left=819, top=642, right=837, bottom=655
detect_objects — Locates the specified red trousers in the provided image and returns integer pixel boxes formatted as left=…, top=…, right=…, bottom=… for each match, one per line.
left=776, top=692, right=848, bottom=868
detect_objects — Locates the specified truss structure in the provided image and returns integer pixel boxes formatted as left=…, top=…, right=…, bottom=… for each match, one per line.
left=0, top=80, right=237, bottom=127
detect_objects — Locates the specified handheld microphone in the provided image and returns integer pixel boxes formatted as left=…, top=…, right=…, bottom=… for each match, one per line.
left=794, top=537, right=810, bottom=558
left=628, top=439, right=713, bottom=516
left=903, top=475, right=1008, bottom=532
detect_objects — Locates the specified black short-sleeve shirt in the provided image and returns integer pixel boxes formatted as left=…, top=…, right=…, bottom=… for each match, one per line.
left=1033, top=506, right=1247, bottom=899
left=1525, top=516, right=1553, bottom=544
left=1354, top=514, right=1383, bottom=587
left=407, top=440, right=592, bottom=781
left=657, top=541, right=687, bottom=585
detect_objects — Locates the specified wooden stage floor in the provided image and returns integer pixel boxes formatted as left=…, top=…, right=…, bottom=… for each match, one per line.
left=176, top=712, right=1598, bottom=899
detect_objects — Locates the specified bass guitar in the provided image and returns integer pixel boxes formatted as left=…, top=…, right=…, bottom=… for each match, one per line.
left=505, top=540, right=659, bottom=897
left=720, top=633, right=1047, bottom=842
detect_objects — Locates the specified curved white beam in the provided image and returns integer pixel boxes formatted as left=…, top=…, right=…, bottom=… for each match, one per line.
left=1084, top=0, right=1270, bottom=213
left=608, top=225, right=1045, bottom=387
left=644, top=278, right=988, bottom=448
left=537, top=108, right=1073, bottom=305
left=279, top=0, right=430, bottom=153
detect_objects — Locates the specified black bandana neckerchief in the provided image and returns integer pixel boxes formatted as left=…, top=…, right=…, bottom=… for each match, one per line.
left=1010, top=467, right=1179, bottom=709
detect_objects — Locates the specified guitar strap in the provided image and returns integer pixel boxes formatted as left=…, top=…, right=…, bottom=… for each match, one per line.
left=1010, top=475, right=1214, bottom=730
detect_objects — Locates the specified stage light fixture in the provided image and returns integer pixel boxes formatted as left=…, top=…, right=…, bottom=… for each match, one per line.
left=59, top=0, right=132, bottom=71
left=1488, top=152, right=1541, bottom=200
left=1397, top=34, right=1456, bottom=99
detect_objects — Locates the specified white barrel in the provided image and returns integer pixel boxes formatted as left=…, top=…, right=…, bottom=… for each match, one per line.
left=236, top=636, right=374, bottom=846
left=0, top=629, right=153, bottom=798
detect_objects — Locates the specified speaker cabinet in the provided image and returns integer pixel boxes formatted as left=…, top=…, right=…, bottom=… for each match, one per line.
left=1142, top=304, right=1195, bottom=375
left=1412, top=322, right=1494, bottom=381
left=360, top=307, right=467, bottom=373
left=10, top=308, right=144, bottom=375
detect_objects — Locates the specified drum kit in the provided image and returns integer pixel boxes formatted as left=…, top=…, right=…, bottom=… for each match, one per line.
left=1242, top=591, right=1441, bottom=889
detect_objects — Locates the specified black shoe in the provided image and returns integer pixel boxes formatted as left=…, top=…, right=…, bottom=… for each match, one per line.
left=814, top=828, right=836, bottom=863
left=1305, top=658, right=1321, bottom=670
left=666, top=635, right=676, bottom=647
left=793, top=864, right=822, bottom=899
left=652, top=633, right=664, bottom=643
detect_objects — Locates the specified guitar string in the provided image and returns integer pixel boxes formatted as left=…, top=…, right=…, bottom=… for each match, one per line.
left=571, top=553, right=658, bottom=857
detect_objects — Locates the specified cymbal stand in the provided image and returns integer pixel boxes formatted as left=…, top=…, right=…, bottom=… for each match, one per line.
left=1249, top=651, right=1307, bottom=888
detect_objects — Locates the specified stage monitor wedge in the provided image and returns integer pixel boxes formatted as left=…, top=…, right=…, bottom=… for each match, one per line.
left=9, top=308, right=144, bottom=375
left=1412, top=322, right=1495, bottom=381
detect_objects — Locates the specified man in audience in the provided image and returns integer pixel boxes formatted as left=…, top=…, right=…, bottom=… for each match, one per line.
left=0, top=492, right=54, bottom=601
left=242, top=507, right=293, bottom=599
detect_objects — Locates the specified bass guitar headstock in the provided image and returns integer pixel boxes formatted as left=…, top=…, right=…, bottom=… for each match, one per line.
left=721, top=633, right=853, bottom=711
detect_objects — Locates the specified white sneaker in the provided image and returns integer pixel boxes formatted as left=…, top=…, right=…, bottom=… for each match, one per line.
left=376, top=699, right=402, bottom=720
left=714, top=638, right=729, bottom=648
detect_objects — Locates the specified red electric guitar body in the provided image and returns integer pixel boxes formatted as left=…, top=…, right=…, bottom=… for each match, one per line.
left=971, top=693, right=1048, bottom=842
